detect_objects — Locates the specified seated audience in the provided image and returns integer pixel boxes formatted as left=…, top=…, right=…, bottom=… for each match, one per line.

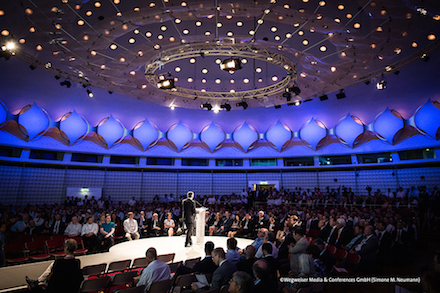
left=64, top=216, right=82, bottom=238
left=81, top=216, right=98, bottom=252
left=226, top=237, right=240, bottom=265
left=237, top=245, right=256, bottom=277
left=312, top=238, right=335, bottom=275
left=27, top=239, right=83, bottom=293
left=123, top=212, right=140, bottom=241
left=350, top=225, right=378, bottom=273
left=163, top=212, right=175, bottom=237
left=289, top=227, right=309, bottom=272
left=176, top=241, right=217, bottom=277
left=228, top=215, right=242, bottom=238
left=137, top=247, right=171, bottom=291
left=97, top=214, right=115, bottom=252
left=255, top=232, right=278, bottom=259
left=228, top=271, right=253, bottom=293
left=149, top=213, right=163, bottom=237
left=252, top=259, right=278, bottom=293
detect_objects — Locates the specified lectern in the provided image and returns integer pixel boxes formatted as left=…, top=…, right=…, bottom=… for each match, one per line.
left=195, top=207, right=207, bottom=245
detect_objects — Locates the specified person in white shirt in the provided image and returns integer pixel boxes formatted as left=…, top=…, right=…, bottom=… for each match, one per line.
left=396, top=187, right=406, bottom=199
left=81, top=217, right=98, bottom=252
left=128, top=197, right=137, bottom=206
left=136, top=247, right=171, bottom=291
left=123, top=212, right=140, bottom=241
left=64, top=216, right=82, bottom=237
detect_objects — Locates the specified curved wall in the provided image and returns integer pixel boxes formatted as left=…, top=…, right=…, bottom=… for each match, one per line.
left=1, top=52, right=440, bottom=159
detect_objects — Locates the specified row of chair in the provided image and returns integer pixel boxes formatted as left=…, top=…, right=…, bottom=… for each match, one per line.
left=325, top=245, right=361, bottom=275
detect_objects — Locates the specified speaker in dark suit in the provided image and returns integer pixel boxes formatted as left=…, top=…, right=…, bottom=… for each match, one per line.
left=182, top=191, right=196, bottom=247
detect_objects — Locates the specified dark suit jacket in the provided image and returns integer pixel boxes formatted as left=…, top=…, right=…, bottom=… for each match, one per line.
left=255, top=218, right=268, bottom=230
left=236, top=257, right=256, bottom=277
left=326, top=226, right=339, bottom=245
left=377, top=231, right=392, bottom=257
left=211, top=260, right=237, bottom=289
left=149, top=219, right=163, bottom=231
left=193, top=256, right=218, bottom=274
left=278, top=233, right=294, bottom=260
left=391, top=229, right=408, bottom=246
left=50, top=221, right=66, bottom=235
left=357, top=235, right=379, bottom=270
left=318, top=224, right=331, bottom=241
left=335, top=227, right=353, bottom=248
left=46, top=259, right=83, bottom=293
left=318, top=248, right=335, bottom=275
left=220, top=216, right=233, bottom=232
left=263, top=256, right=279, bottom=282
left=182, top=198, right=196, bottom=221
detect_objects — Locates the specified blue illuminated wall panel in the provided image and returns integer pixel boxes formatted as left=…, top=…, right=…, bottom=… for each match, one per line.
left=142, top=171, right=178, bottom=202
left=177, top=172, right=212, bottom=198
left=0, top=165, right=23, bottom=205
left=104, top=170, right=142, bottom=203
left=281, top=171, right=318, bottom=191
left=22, top=167, right=65, bottom=205
left=317, top=170, right=356, bottom=192
left=212, top=172, right=247, bottom=195
left=355, top=169, right=397, bottom=195
left=66, top=169, right=105, bottom=189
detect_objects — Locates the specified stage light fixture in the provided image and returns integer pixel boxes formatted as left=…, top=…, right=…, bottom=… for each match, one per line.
left=220, top=103, right=231, bottom=111
left=290, top=86, right=301, bottom=95
left=29, top=65, right=36, bottom=70
left=87, top=89, right=93, bottom=97
left=365, top=80, right=371, bottom=85
left=336, top=89, right=346, bottom=99
left=201, top=102, right=212, bottom=111
left=54, top=75, right=61, bottom=80
left=220, top=58, right=242, bottom=71
left=283, top=91, right=292, bottom=101
left=274, top=105, right=282, bottom=109
left=157, top=78, right=175, bottom=89
left=236, top=101, right=248, bottom=109
left=319, top=94, right=328, bottom=101
left=421, top=53, right=430, bottom=62
left=376, top=77, right=386, bottom=90
left=60, top=80, right=71, bottom=88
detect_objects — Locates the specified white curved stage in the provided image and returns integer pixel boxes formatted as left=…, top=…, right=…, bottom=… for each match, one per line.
left=0, top=236, right=253, bottom=292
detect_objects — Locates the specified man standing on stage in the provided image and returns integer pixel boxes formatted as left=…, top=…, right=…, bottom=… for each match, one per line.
left=182, top=191, right=196, bottom=247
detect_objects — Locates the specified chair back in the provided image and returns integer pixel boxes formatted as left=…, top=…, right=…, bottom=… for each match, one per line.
left=334, top=249, right=348, bottom=261
left=326, top=245, right=336, bottom=255
left=115, top=285, right=145, bottom=293
left=148, top=279, right=173, bottom=293
left=83, top=263, right=107, bottom=276
left=168, top=262, right=181, bottom=273
left=157, top=253, right=175, bottom=264
left=184, top=257, right=201, bottom=268
left=131, top=257, right=149, bottom=269
left=174, top=273, right=197, bottom=287
left=345, top=253, right=361, bottom=265
left=107, top=259, right=132, bottom=273
left=79, top=276, right=111, bottom=292
left=111, top=271, right=138, bottom=286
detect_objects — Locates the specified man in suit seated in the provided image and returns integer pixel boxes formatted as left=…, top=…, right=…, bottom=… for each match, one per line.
left=375, top=221, right=392, bottom=265
left=261, top=243, right=279, bottom=283
left=252, top=259, right=278, bottom=293
left=312, top=238, right=335, bottom=276
left=236, top=213, right=253, bottom=238
left=149, top=213, right=163, bottom=237
left=175, top=241, right=217, bottom=278
left=390, top=221, right=409, bottom=265
left=342, top=225, right=365, bottom=251
left=190, top=247, right=237, bottom=292
left=350, top=225, right=378, bottom=274
left=237, top=245, right=256, bottom=277
left=254, top=211, right=268, bottom=233
left=216, top=211, right=233, bottom=236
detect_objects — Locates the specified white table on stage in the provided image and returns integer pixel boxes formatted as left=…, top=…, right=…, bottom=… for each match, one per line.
left=195, top=207, right=208, bottom=245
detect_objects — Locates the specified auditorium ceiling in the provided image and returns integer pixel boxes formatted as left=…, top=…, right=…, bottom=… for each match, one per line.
left=1, top=0, right=440, bottom=110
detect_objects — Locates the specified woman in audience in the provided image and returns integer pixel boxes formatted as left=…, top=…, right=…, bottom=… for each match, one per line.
left=163, top=212, right=175, bottom=236
left=208, top=212, right=222, bottom=236
left=227, top=214, right=242, bottom=237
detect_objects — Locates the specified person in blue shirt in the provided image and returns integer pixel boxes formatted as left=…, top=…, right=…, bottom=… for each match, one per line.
left=98, top=214, right=115, bottom=252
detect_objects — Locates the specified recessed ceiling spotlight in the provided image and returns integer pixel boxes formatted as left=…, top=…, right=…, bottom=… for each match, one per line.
left=258, top=79, right=263, bottom=83
left=154, top=44, right=160, bottom=49
left=29, top=27, right=36, bottom=32
left=119, top=57, right=125, bottom=62
left=114, top=0, right=120, bottom=3
left=190, top=58, right=196, bottom=63
left=334, top=18, right=341, bottom=23
left=298, top=30, right=304, bottom=36
left=319, top=1, right=326, bottom=6
left=275, top=36, right=281, bottom=41
left=202, top=79, right=207, bottom=83
left=130, top=71, right=136, bottom=75
left=157, top=35, right=163, bottom=40
left=300, top=72, right=307, bottom=78
left=134, top=7, right=140, bottom=11
left=101, top=64, right=106, bottom=69
left=237, top=21, right=243, bottom=26
left=256, top=68, right=262, bottom=73
left=412, top=41, right=418, bottom=47
left=264, top=9, right=270, bottom=14
left=320, top=46, right=327, bottom=51
left=271, top=26, right=277, bottom=32
left=94, top=1, right=101, bottom=7
left=286, top=33, right=292, bottom=38
left=243, top=78, right=249, bottom=83
left=183, top=29, right=189, bottom=34
left=110, top=44, right=117, bottom=50
left=161, top=25, right=167, bottom=31
left=257, top=19, right=264, bottom=24
left=181, top=1, right=187, bottom=6
left=226, top=15, right=233, bottom=19
left=149, top=2, right=155, bottom=7
left=77, top=19, right=85, bottom=25
left=428, top=34, right=436, bottom=40
left=146, top=31, right=152, bottom=37
left=346, top=13, right=352, bottom=19
left=129, top=38, right=135, bottom=43
left=338, top=4, right=344, bottom=10
left=169, top=37, right=175, bottom=42
left=187, top=78, right=193, bottom=82
left=196, top=21, right=202, bottom=26
left=215, top=79, right=221, bottom=84
left=341, top=51, right=346, bottom=57
left=86, top=10, right=92, bottom=16
left=354, top=23, right=361, bottom=29
left=302, top=39, right=309, bottom=45
left=134, top=29, right=140, bottom=34
left=241, top=59, right=247, bottom=64
left=249, top=30, right=255, bottom=35
left=175, top=18, right=181, bottom=23
left=317, top=14, right=323, bottom=19
left=284, top=4, right=290, bottom=9
left=215, top=59, right=222, bottom=64
left=230, top=89, right=235, bottom=93
left=230, top=79, right=235, bottom=83
left=331, top=66, right=336, bottom=72
left=202, top=68, right=208, bottom=74
left=217, top=22, right=222, bottom=27
left=227, top=31, right=233, bottom=36
left=272, top=76, right=278, bottom=81
left=205, top=31, right=211, bottom=36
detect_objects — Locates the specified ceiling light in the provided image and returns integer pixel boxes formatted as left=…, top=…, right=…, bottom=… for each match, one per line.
left=60, top=80, right=71, bottom=88
left=275, top=36, right=281, bottom=41
left=161, top=25, right=167, bottom=31
left=338, top=4, right=344, bottom=10
left=354, top=23, right=361, bottom=29
left=220, top=58, right=242, bottom=71
left=346, top=13, right=352, bottom=19
left=242, top=59, right=247, bottom=64
left=215, top=59, right=222, bottom=64
left=376, top=77, right=386, bottom=90
left=256, top=68, right=262, bottom=73
left=158, top=78, right=175, bottom=89
left=236, top=101, right=248, bottom=109
left=202, top=68, right=208, bottom=74
left=319, top=94, right=328, bottom=101
left=196, top=21, right=202, bottom=26
left=237, top=21, right=243, bottom=26
left=110, top=44, right=117, bottom=50
left=187, top=78, right=193, bottom=82
left=302, top=39, right=309, bottom=45
left=94, top=1, right=101, bottom=7
left=134, top=29, right=139, bottom=34
left=272, top=76, right=278, bottom=81
left=336, top=89, right=346, bottom=99
left=217, top=22, right=222, bottom=27
left=320, top=46, right=327, bottom=51
left=221, top=103, right=231, bottom=111
left=271, top=27, right=277, bottom=32
left=243, top=78, right=249, bottom=83
left=87, top=89, right=93, bottom=97
left=227, top=31, right=233, bottom=36
left=215, top=79, right=221, bottom=84
left=129, top=38, right=135, bottom=43
left=286, top=33, right=292, bottom=38
left=157, top=35, right=163, bottom=40
left=201, top=103, right=212, bottom=111
left=428, top=34, right=436, bottom=40
left=77, top=19, right=85, bottom=25
left=146, top=32, right=152, bottom=37
left=190, top=58, right=196, bottom=63
left=331, top=66, right=336, bottom=72
left=421, top=53, right=430, bottom=62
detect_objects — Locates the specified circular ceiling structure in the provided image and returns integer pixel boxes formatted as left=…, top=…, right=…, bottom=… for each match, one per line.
left=0, top=0, right=440, bottom=110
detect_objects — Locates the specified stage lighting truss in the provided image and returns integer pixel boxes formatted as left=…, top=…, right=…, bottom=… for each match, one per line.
left=145, top=42, right=297, bottom=101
